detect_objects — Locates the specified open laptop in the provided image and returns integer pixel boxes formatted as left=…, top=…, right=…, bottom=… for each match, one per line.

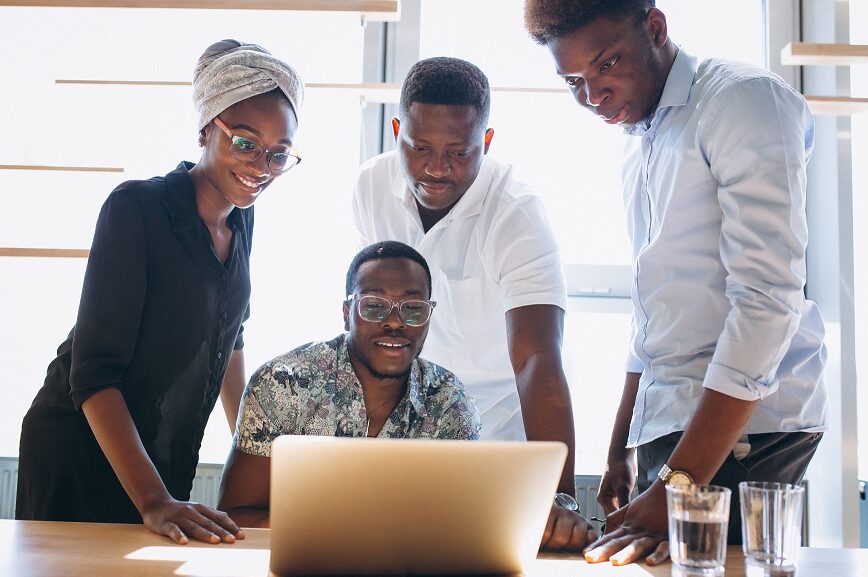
left=269, top=436, right=566, bottom=576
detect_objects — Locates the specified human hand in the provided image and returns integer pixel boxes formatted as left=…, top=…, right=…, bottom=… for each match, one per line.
left=583, top=482, right=669, bottom=566
left=539, top=506, right=597, bottom=551
left=597, top=452, right=636, bottom=515
left=141, top=497, right=246, bottom=545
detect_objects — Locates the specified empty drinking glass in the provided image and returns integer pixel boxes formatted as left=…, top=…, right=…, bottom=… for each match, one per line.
left=739, top=481, right=804, bottom=571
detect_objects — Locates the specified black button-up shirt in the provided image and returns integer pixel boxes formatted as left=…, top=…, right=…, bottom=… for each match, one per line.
left=17, top=162, right=252, bottom=522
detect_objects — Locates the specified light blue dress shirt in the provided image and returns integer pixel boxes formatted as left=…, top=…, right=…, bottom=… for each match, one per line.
left=623, top=50, right=830, bottom=448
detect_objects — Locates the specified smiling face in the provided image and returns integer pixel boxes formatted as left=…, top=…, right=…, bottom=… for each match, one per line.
left=196, top=90, right=298, bottom=209
left=344, top=257, right=431, bottom=383
left=547, top=9, right=672, bottom=126
left=393, top=102, right=493, bottom=215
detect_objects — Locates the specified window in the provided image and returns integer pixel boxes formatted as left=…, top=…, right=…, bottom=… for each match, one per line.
left=849, top=1, right=868, bottom=483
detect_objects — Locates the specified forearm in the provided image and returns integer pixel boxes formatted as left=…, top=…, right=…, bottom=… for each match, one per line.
left=516, top=356, right=576, bottom=495
left=665, top=388, right=758, bottom=483
left=220, top=349, right=246, bottom=434
left=217, top=449, right=271, bottom=528
left=81, top=387, right=171, bottom=513
left=607, top=372, right=640, bottom=460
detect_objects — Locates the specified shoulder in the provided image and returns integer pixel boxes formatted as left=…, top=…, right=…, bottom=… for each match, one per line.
left=100, top=164, right=190, bottom=216
left=251, top=339, right=337, bottom=387
left=475, top=158, right=557, bottom=252
left=695, top=58, right=805, bottom=111
left=415, top=358, right=480, bottom=438
left=357, top=151, right=401, bottom=185
left=354, top=151, right=404, bottom=206
left=91, top=175, right=176, bottom=235
left=480, top=157, right=550, bottom=222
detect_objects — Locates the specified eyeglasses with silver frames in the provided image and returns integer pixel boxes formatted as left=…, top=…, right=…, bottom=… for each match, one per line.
left=347, top=294, right=436, bottom=327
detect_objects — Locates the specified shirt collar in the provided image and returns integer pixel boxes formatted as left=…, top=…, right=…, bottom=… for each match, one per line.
left=168, top=160, right=244, bottom=232
left=336, top=333, right=427, bottom=417
left=623, top=48, right=698, bottom=136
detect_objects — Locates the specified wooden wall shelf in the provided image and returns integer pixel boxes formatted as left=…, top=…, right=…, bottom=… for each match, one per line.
left=805, top=96, right=868, bottom=116
left=0, top=248, right=89, bottom=259
left=781, top=42, right=868, bottom=66
left=0, top=164, right=123, bottom=173
left=0, top=0, right=400, bottom=20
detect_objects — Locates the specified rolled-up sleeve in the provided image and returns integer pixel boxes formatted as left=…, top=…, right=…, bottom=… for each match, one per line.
left=700, top=78, right=813, bottom=401
left=69, top=190, right=147, bottom=409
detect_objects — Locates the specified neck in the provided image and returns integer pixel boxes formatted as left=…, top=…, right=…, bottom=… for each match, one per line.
left=188, top=164, right=234, bottom=229
left=357, top=371, right=408, bottom=410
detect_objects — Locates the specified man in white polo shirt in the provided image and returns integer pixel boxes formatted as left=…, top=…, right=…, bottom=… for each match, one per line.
left=352, top=56, right=593, bottom=550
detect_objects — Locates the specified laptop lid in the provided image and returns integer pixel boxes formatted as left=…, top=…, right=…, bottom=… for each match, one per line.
left=269, top=436, right=566, bottom=576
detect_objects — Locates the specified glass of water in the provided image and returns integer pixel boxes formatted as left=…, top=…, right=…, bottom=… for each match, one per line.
left=739, top=481, right=804, bottom=570
left=666, top=484, right=731, bottom=577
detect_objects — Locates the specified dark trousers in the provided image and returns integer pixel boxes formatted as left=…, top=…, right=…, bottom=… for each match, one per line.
left=637, top=431, right=823, bottom=545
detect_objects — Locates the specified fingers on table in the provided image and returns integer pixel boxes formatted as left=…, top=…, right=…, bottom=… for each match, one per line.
left=160, top=504, right=240, bottom=545
left=585, top=529, right=663, bottom=566
left=541, top=511, right=593, bottom=551
left=644, top=540, right=670, bottom=566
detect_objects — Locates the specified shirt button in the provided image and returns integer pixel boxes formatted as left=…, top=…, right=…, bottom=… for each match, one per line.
left=216, top=351, right=223, bottom=359
left=221, top=273, right=228, bottom=281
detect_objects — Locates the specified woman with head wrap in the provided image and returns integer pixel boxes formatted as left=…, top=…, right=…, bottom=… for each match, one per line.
left=16, top=40, right=303, bottom=544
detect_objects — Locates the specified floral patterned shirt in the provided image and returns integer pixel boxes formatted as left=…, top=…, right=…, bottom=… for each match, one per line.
left=234, top=334, right=481, bottom=456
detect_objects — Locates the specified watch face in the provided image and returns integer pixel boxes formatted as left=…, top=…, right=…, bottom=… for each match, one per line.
left=668, top=472, right=693, bottom=486
left=554, top=492, right=579, bottom=511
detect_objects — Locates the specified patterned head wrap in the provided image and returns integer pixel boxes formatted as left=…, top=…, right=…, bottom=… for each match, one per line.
left=193, top=39, right=304, bottom=130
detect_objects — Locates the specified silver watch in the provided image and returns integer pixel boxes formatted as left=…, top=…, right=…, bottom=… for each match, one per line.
left=553, top=492, right=580, bottom=513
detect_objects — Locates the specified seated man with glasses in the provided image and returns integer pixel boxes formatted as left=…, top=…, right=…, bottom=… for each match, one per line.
left=217, top=241, right=481, bottom=527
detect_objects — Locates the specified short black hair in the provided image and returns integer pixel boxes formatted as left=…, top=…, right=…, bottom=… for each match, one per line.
left=399, top=57, right=490, bottom=128
left=345, top=241, right=433, bottom=298
left=524, top=0, right=655, bottom=45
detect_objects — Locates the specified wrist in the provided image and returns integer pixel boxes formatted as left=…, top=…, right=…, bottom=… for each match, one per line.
left=137, top=488, right=173, bottom=514
left=606, top=445, right=634, bottom=462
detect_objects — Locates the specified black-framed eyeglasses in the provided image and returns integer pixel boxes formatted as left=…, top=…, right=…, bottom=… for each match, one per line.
left=213, top=116, right=301, bottom=174
left=347, top=294, right=436, bottom=327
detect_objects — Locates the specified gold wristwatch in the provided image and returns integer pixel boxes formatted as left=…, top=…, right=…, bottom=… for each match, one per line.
left=657, top=464, right=693, bottom=486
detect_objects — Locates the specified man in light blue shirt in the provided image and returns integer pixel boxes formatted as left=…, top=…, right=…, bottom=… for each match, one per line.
left=526, top=0, right=829, bottom=566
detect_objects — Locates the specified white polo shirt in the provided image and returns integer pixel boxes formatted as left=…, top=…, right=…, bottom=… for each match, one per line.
left=352, top=151, right=567, bottom=441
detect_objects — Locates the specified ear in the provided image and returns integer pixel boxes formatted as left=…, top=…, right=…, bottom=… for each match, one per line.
left=391, top=117, right=400, bottom=141
left=483, top=128, right=494, bottom=154
left=198, top=127, right=207, bottom=147
left=343, top=301, right=351, bottom=332
left=646, top=7, right=669, bottom=47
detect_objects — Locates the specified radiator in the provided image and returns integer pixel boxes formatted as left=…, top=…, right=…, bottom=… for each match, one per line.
left=574, top=474, right=605, bottom=532
left=0, top=458, right=224, bottom=519
left=190, top=463, right=224, bottom=508
left=0, top=458, right=16, bottom=520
